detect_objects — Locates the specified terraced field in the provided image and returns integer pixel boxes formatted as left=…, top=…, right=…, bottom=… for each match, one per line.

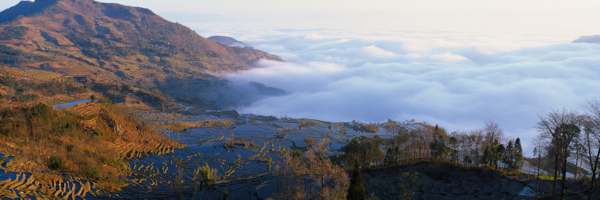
left=113, top=117, right=384, bottom=199
left=0, top=157, right=99, bottom=199
left=0, top=106, right=390, bottom=199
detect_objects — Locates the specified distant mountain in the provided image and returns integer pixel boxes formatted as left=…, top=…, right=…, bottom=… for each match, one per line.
left=572, top=35, right=600, bottom=44
left=208, top=36, right=250, bottom=48
left=0, top=0, right=284, bottom=109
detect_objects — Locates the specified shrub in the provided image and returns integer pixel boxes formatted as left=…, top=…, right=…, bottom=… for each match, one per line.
left=48, top=155, right=64, bottom=170
left=83, top=165, right=103, bottom=181
left=200, top=163, right=216, bottom=189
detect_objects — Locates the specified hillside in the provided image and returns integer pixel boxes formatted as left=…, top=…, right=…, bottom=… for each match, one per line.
left=0, top=0, right=283, bottom=110
left=208, top=35, right=250, bottom=48
left=0, top=100, right=183, bottom=196
left=362, top=162, right=595, bottom=200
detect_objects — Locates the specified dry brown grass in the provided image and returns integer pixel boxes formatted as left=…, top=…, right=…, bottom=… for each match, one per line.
left=359, top=124, right=381, bottom=133
left=0, top=102, right=183, bottom=194
left=21, top=69, right=63, bottom=81
left=153, top=119, right=236, bottom=133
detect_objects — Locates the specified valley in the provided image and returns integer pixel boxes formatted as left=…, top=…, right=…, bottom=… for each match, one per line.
left=0, top=0, right=599, bottom=200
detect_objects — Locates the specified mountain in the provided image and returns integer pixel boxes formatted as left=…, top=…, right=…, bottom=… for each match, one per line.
left=208, top=36, right=250, bottom=48
left=0, top=0, right=283, bottom=109
left=572, top=35, right=600, bottom=44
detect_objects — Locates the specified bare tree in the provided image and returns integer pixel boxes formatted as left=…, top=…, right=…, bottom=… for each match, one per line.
left=484, top=120, right=503, bottom=147
left=537, top=108, right=583, bottom=200
left=583, top=99, right=600, bottom=200
left=472, top=129, right=484, bottom=165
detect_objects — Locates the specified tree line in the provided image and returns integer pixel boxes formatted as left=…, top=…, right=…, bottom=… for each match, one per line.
left=334, top=121, right=524, bottom=172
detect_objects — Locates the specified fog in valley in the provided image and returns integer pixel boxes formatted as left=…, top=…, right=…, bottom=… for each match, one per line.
left=203, top=25, right=600, bottom=154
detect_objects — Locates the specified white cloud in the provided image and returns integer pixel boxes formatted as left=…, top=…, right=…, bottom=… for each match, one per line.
left=431, top=52, right=468, bottom=62
left=362, top=45, right=395, bottom=57
left=211, top=28, right=600, bottom=155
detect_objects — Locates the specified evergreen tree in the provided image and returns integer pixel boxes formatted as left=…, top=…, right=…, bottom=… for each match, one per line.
left=495, top=144, right=505, bottom=169
left=503, top=140, right=514, bottom=169
left=482, top=145, right=492, bottom=166
left=513, top=138, right=524, bottom=170
left=348, top=168, right=366, bottom=200
left=429, top=135, right=448, bottom=159
left=384, top=148, right=394, bottom=166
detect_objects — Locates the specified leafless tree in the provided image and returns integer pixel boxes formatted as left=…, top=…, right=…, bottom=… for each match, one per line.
left=484, top=120, right=503, bottom=147
left=537, top=108, right=583, bottom=200
left=471, top=129, right=484, bottom=165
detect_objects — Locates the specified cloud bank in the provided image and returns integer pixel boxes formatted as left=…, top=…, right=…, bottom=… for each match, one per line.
left=212, top=28, right=600, bottom=153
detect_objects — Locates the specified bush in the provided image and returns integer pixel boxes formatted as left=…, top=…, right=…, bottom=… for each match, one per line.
left=83, top=165, right=103, bottom=181
left=200, top=163, right=215, bottom=189
left=48, top=155, right=64, bottom=170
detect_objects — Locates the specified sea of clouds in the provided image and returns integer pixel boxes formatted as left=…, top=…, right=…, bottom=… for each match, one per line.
left=196, top=24, right=600, bottom=153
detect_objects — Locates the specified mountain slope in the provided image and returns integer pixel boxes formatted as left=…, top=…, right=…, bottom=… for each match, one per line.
left=208, top=35, right=250, bottom=48
left=0, top=0, right=283, bottom=109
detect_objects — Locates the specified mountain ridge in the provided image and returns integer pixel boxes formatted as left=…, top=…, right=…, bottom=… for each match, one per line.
left=0, top=0, right=284, bottom=109
left=208, top=35, right=250, bottom=48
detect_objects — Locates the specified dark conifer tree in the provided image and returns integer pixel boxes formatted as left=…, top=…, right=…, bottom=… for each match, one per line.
left=496, top=144, right=505, bottom=169
left=347, top=168, right=366, bottom=200
left=514, top=138, right=524, bottom=170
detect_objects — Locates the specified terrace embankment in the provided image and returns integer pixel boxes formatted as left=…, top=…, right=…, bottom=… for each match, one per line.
left=0, top=101, right=183, bottom=198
